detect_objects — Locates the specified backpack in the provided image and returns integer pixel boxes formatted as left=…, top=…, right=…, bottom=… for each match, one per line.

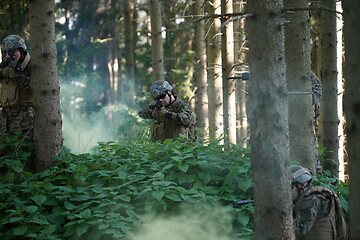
left=301, top=186, right=348, bottom=240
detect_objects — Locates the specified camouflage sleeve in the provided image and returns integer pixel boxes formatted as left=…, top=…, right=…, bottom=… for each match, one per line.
left=293, top=193, right=328, bottom=238
left=0, top=67, right=5, bottom=78
left=138, top=104, right=156, bottom=119
left=311, top=72, right=322, bottom=118
left=170, top=100, right=193, bottom=127
left=14, top=74, right=31, bottom=89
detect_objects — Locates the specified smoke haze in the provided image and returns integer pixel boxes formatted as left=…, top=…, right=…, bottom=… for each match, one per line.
left=130, top=204, right=234, bottom=240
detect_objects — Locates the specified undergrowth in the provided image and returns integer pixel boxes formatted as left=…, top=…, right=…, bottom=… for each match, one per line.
left=0, top=134, right=348, bottom=240
left=0, top=138, right=254, bottom=240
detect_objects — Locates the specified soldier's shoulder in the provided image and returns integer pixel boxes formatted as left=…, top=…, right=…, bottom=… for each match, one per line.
left=173, top=99, right=190, bottom=109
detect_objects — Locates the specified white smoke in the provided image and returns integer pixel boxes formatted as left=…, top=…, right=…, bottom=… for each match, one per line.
left=130, top=204, right=234, bottom=240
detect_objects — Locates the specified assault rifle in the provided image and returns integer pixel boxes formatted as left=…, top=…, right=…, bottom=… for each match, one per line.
left=1, top=51, right=22, bottom=71
left=233, top=200, right=254, bottom=208
left=155, top=99, right=164, bottom=109
left=226, top=71, right=250, bottom=80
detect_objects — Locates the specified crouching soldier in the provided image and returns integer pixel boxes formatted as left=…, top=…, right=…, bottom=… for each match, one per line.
left=290, top=165, right=348, bottom=240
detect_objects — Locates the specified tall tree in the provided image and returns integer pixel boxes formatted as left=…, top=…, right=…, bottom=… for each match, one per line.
left=320, top=0, right=339, bottom=176
left=343, top=0, right=360, bottom=238
left=123, top=0, right=136, bottom=107
left=194, top=0, right=209, bottom=138
left=206, top=0, right=223, bottom=140
left=29, top=0, right=63, bottom=172
left=149, top=0, right=164, bottom=81
left=284, top=0, right=316, bottom=173
left=234, top=0, right=248, bottom=146
left=246, top=0, right=294, bottom=239
left=221, top=0, right=236, bottom=144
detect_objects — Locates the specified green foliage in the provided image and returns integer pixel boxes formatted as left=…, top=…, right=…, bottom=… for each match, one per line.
left=313, top=169, right=349, bottom=221
left=0, top=131, right=34, bottom=183
left=0, top=140, right=254, bottom=239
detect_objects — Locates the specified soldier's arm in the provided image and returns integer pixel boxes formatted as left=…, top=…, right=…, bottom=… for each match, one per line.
left=311, top=72, right=322, bottom=119
left=14, top=74, right=31, bottom=88
left=311, top=72, right=322, bottom=102
left=138, top=104, right=156, bottom=119
left=294, top=195, right=322, bottom=238
left=171, top=101, right=193, bottom=127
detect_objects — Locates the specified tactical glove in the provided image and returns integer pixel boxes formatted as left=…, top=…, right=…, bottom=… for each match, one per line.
left=152, top=106, right=168, bottom=121
left=2, top=66, right=16, bottom=78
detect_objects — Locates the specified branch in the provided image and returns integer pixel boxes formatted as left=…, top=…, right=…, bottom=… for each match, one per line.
left=282, top=6, right=342, bottom=15
left=217, top=14, right=253, bottom=31
left=192, top=12, right=253, bottom=23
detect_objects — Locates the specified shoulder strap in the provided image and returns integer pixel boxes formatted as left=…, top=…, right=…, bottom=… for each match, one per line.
left=333, top=194, right=348, bottom=240
left=20, top=53, right=30, bottom=69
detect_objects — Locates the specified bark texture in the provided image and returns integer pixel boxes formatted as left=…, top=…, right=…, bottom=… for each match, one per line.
left=29, top=0, right=63, bottom=172
left=247, top=0, right=295, bottom=238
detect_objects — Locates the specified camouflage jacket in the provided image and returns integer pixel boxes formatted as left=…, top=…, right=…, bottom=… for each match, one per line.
left=138, top=98, right=196, bottom=142
left=0, top=54, right=32, bottom=107
left=293, top=185, right=340, bottom=240
left=311, top=72, right=322, bottom=119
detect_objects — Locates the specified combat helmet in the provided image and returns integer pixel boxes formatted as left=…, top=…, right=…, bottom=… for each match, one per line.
left=150, top=80, right=173, bottom=99
left=1, top=35, right=27, bottom=52
left=290, top=165, right=312, bottom=184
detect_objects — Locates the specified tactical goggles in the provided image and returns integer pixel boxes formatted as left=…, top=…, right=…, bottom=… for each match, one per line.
left=155, top=93, right=166, bottom=100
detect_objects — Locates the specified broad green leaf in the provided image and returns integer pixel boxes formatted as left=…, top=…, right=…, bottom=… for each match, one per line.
left=238, top=178, right=252, bottom=193
left=152, top=190, right=164, bottom=201
left=76, top=224, right=89, bottom=237
left=152, top=180, right=174, bottom=187
left=9, top=217, right=23, bottom=223
left=41, top=224, right=56, bottom=236
left=31, top=195, right=47, bottom=206
left=178, top=164, right=189, bottom=173
left=29, top=217, right=49, bottom=225
left=164, top=193, right=182, bottom=201
left=64, top=201, right=77, bottom=210
left=13, top=225, right=28, bottom=236
left=79, top=208, right=91, bottom=218
left=153, top=172, right=165, bottom=180
left=98, top=223, right=109, bottom=230
left=25, top=206, right=38, bottom=214
left=238, top=213, right=250, bottom=227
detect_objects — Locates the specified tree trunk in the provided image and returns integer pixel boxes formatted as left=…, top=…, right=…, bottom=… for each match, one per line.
left=149, top=0, right=164, bottom=81
left=29, top=0, right=63, bottom=172
left=321, top=0, right=339, bottom=176
left=123, top=0, right=136, bottom=107
left=246, top=0, right=294, bottom=239
left=343, top=0, right=360, bottom=238
left=284, top=0, right=316, bottom=174
left=194, top=0, right=209, bottom=138
left=206, top=0, right=223, bottom=141
left=234, top=0, right=248, bottom=147
left=221, top=0, right=236, bottom=144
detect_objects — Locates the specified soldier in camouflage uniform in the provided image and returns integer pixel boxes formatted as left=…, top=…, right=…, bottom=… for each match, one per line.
left=311, top=72, right=322, bottom=175
left=291, top=165, right=347, bottom=240
left=0, top=35, right=33, bottom=139
left=139, top=80, right=196, bottom=142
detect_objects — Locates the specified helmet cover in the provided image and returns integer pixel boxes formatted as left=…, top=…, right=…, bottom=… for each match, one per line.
left=1, top=35, right=27, bottom=52
left=150, top=80, right=173, bottom=99
left=290, top=165, right=312, bottom=184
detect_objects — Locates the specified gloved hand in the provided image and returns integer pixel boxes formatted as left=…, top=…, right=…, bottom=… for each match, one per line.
left=2, top=66, right=16, bottom=78
left=152, top=106, right=168, bottom=121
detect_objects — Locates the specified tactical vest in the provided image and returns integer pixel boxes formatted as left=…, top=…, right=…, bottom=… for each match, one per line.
left=0, top=54, right=31, bottom=107
left=294, top=186, right=348, bottom=240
